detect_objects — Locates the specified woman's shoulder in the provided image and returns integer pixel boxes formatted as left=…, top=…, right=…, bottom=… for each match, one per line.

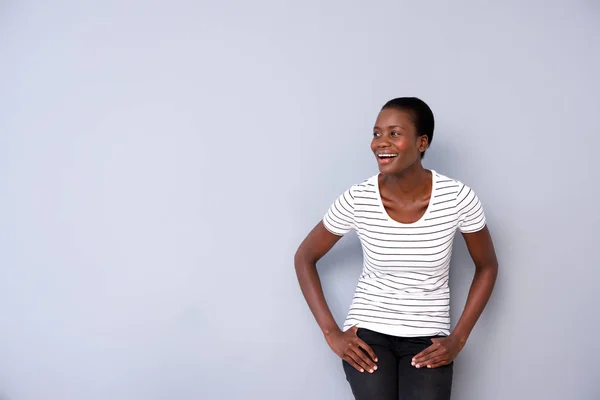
left=431, top=170, right=485, bottom=216
left=343, top=174, right=379, bottom=196
left=356, top=174, right=379, bottom=187
left=432, top=170, right=472, bottom=191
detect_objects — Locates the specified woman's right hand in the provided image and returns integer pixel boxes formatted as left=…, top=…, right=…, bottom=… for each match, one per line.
left=325, top=326, right=378, bottom=373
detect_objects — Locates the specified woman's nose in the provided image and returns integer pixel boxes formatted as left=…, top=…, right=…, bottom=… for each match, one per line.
left=376, top=138, right=391, bottom=147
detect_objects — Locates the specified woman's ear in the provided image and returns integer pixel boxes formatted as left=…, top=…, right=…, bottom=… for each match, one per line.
left=418, top=135, right=429, bottom=153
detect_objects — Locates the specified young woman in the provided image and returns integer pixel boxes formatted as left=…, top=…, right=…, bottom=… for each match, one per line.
left=294, top=97, right=498, bottom=400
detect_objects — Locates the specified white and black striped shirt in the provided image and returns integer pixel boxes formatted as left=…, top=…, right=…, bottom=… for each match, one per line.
left=323, top=170, right=486, bottom=337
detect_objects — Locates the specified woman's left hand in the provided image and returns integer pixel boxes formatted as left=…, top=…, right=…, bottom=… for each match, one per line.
left=411, top=335, right=464, bottom=369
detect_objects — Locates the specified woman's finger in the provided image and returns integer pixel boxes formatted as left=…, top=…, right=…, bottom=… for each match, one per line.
left=343, top=355, right=364, bottom=372
left=412, top=343, right=439, bottom=363
left=427, top=359, right=451, bottom=369
left=345, top=352, right=366, bottom=373
left=423, top=355, right=447, bottom=368
left=413, top=348, right=444, bottom=367
left=356, top=338, right=378, bottom=363
left=350, top=345, right=377, bottom=373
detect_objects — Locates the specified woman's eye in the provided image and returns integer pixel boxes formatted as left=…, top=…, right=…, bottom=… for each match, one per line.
left=373, top=132, right=380, bottom=137
left=391, top=131, right=401, bottom=137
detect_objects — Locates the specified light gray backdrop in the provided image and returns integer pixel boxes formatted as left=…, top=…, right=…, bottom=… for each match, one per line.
left=1, top=1, right=599, bottom=399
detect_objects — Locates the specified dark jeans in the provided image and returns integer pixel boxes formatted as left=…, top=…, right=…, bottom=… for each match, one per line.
left=343, top=328, right=453, bottom=400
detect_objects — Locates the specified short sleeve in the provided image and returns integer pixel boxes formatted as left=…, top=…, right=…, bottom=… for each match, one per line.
left=322, top=187, right=356, bottom=236
left=456, top=183, right=487, bottom=233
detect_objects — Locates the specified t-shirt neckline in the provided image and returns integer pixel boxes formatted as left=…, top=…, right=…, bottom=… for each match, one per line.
left=373, top=169, right=437, bottom=227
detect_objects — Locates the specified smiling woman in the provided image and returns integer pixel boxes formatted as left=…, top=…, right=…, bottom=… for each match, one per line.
left=294, top=97, right=499, bottom=400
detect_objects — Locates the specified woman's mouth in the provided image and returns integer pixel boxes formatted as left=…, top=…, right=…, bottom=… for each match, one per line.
left=376, top=153, right=398, bottom=164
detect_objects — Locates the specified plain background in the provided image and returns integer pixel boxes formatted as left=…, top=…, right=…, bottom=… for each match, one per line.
left=1, top=1, right=599, bottom=399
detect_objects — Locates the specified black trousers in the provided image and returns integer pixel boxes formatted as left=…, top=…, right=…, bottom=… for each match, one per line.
left=343, top=328, right=453, bottom=400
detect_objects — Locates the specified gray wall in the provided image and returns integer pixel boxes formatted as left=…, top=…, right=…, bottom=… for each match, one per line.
left=1, top=1, right=598, bottom=399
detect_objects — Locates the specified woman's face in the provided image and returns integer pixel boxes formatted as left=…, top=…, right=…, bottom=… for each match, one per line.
left=371, top=108, right=428, bottom=174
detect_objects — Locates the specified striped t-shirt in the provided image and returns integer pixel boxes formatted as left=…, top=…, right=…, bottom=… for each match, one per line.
left=322, top=170, right=486, bottom=337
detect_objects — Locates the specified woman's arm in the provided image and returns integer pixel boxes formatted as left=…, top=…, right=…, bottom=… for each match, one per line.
left=412, top=226, right=498, bottom=369
left=294, top=221, right=344, bottom=336
left=295, top=221, right=379, bottom=373
left=451, top=225, right=499, bottom=346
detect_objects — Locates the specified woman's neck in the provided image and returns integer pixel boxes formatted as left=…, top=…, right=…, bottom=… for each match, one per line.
left=380, top=164, right=430, bottom=199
